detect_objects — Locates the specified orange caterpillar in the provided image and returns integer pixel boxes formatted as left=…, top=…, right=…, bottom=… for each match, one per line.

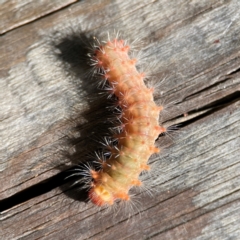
left=88, top=37, right=165, bottom=206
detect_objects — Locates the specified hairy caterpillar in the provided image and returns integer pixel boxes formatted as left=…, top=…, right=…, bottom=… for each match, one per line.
left=76, top=34, right=166, bottom=206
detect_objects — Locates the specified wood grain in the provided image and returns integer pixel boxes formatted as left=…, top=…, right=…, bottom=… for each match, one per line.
left=0, top=0, right=77, bottom=34
left=0, top=0, right=240, bottom=239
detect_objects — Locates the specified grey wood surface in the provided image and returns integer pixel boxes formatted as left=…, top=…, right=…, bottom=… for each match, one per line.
left=0, top=0, right=240, bottom=239
left=0, top=0, right=77, bottom=34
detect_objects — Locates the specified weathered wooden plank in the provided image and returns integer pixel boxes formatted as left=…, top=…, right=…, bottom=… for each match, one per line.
left=1, top=101, right=239, bottom=239
left=1, top=0, right=239, bottom=199
left=0, top=0, right=77, bottom=34
left=0, top=0, right=240, bottom=239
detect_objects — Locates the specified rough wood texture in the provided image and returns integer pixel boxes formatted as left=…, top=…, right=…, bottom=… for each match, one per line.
left=0, top=0, right=77, bottom=34
left=0, top=0, right=240, bottom=239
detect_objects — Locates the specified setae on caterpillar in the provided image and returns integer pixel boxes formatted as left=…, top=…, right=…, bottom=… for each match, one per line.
left=74, top=33, right=166, bottom=206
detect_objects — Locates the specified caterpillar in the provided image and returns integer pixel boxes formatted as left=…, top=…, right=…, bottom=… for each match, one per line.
left=81, top=34, right=166, bottom=206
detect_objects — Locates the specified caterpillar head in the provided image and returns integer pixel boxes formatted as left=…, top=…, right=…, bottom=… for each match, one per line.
left=89, top=185, right=114, bottom=206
